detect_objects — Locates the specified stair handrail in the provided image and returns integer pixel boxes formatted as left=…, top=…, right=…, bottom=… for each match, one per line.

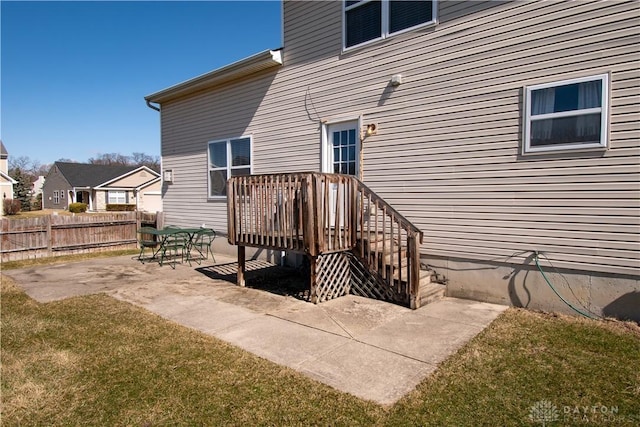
left=352, top=177, right=423, bottom=244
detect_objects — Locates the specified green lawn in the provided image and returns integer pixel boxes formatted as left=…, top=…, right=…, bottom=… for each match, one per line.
left=2, top=269, right=639, bottom=426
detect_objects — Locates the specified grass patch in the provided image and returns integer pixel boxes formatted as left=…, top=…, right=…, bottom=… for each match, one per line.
left=2, top=272, right=639, bottom=425
left=1, top=249, right=139, bottom=270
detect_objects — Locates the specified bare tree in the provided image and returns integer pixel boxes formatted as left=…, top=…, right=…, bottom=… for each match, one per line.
left=88, top=153, right=131, bottom=166
left=87, top=152, right=159, bottom=171
left=131, top=152, right=160, bottom=171
left=8, top=156, right=48, bottom=211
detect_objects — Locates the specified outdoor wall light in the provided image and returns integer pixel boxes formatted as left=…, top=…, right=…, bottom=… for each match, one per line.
left=366, top=123, right=378, bottom=136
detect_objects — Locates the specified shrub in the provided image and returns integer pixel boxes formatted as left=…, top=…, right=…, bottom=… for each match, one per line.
left=106, top=204, right=136, bottom=212
left=2, top=198, right=21, bottom=215
left=32, top=193, right=43, bottom=210
left=68, top=203, right=88, bottom=213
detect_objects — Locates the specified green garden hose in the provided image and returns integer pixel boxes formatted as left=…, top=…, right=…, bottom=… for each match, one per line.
left=534, top=252, right=599, bottom=320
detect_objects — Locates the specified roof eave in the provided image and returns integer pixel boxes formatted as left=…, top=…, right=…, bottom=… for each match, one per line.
left=94, top=166, right=160, bottom=189
left=145, top=49, right=283, bottom=104
left=0, top=170, right=17, bottom=184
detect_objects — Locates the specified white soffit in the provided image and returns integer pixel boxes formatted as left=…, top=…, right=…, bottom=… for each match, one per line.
left=145, top=49, right=283, bottom=104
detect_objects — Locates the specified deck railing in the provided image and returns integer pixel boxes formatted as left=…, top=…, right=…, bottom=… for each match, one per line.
left=227, top=172, right=424, bottom=307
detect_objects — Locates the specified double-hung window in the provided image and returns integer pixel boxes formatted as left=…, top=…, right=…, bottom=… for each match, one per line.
left=344, top=0, right=436, bottom=49
left=208, top=136, right=252, bottom=198
left=108, top=191, right=127, bottom=204
left=524, top=74, right=609, bottom=154
left=53, top=190, right=59, bottom=204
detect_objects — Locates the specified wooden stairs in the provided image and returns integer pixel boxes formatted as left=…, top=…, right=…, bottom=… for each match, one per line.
left=355, top=231, right=446, bottom=308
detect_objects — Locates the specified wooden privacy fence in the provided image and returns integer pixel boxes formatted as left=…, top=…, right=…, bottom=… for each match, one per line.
left=0, top=212, right=157, bottom=262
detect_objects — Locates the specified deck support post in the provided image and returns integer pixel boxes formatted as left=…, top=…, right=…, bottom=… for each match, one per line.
left=309, top=255, right=318, bottom=304
left=409, top=234, right=421, bottom=309
left=237, top=245, right=246, bottom=287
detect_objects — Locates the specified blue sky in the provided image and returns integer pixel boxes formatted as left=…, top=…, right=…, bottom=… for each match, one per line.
left=1, top=0, right=282, bottom=166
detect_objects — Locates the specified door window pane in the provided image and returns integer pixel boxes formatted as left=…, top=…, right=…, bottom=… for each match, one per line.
left=330, top=124, right=358, bottom=176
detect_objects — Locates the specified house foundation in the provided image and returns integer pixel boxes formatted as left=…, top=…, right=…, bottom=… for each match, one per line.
left=423, top=255, right=640, bottom=322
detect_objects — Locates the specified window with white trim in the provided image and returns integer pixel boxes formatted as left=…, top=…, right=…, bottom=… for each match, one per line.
left=53, top=190, right=59, bottom=204
left=208, top=136, right=252, bottom=198
left=108, top=190, right=127, bottom=204
left=344, top=0, right=436, bottom=49
left=524, top=74, right=609, bottom=154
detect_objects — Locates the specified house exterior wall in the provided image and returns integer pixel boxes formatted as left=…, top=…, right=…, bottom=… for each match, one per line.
left=156, top=0, right=639, bottom=317
left=0, top=177, right=15, bottom=213
left=139, top=180, right=162, bottom=213
left=42, top=165, right=72, bottom=210
left=107, top=169, right=156, bottom=187
left=32, top=176, right=45, bottom=197
left=94, top=190, right=136, bottom=211
left=95, top=191, right=107, bottom=211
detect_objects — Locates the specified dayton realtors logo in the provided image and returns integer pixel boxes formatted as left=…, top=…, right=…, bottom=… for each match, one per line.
left=528, top=400, right=628, bottom=424
left=529, top=400, right=559, bottom=426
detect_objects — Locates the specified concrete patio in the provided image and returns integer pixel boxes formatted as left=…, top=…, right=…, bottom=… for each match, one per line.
left=5, top=254, right=507, bottom=405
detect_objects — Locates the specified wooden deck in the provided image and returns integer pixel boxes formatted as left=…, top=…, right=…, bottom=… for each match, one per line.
left=227, top=172, right=426, bottom=308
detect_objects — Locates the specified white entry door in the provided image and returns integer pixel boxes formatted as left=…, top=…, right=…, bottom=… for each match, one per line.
left=323, top=121, right=360, bottom=228
left=323, top=121, right=360, bottom=176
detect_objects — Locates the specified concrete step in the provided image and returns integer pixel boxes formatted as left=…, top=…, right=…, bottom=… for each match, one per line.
left=419, top=282, right=446, bottom=306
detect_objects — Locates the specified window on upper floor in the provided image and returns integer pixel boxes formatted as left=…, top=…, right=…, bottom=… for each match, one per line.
left=523, top=74, right=609, bottom=154
left=344, top=0, right=436, bottom=50
left=53, top=190, right=59, bottom=204
left=208, top=136, right=252, bottom=198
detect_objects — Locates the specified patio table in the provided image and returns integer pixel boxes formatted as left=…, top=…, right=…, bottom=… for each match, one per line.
left=137, top=226, right=207, bottom=267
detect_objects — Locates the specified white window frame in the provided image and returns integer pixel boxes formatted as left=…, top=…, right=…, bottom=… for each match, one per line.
left=108, top=190, right=127, bottom=204
left=523, top=74, right=609, bottom=154
left=53, top=190, right=59, bottom=204
left=343, top=0, right=437, bottom=51
left=207, top=136, right=253, bottom=199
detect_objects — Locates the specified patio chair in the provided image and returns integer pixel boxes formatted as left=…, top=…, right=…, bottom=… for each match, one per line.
left=159, top=230, right=188, bottom=269
left=137, top=227, right=159, bottom=263
left=188, top=228, right=217, bottom=265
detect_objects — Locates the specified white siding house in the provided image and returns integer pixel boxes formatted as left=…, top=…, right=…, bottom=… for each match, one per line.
left=146, top=0, right=639, bottom=320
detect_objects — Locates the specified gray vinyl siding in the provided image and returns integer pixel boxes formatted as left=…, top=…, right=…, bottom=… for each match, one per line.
left=42, top=167, right=71, bottom=210
left=159, top=0, right=639, bottom=275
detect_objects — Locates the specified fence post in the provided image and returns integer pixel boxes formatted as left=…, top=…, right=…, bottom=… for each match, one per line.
left=156, top=211, right=165, bottom=229
left=45, top=215, right=53, bottom=257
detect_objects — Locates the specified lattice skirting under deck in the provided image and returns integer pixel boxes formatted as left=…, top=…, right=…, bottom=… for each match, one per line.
left=313, top=252, right=352, bottom=303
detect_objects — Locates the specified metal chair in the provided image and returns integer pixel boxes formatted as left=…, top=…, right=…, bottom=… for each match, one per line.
left=137, top=227, right=159, bottom=263
left=188, top=228, right=217, bottom=265
left=159, top=230, right=188, bottom=269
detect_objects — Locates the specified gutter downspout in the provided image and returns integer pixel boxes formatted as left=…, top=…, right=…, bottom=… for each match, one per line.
left=146, top=100, right=160, bottom=112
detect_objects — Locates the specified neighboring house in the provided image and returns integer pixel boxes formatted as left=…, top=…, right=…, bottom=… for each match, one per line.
left=132, top=175, right=163, bottom=213
left=0, top=140, right=17, bottom=215
left=32, top=175, right=46, bottom=198
left=42, top=162, right=160, bottom=212
left=145, top=1, right=639, bottom=318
